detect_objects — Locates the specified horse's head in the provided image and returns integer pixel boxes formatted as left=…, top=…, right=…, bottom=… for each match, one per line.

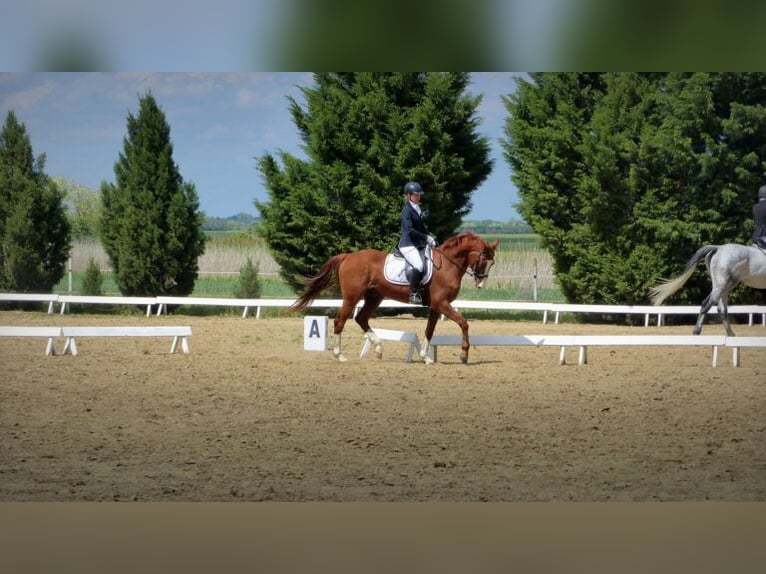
left=470, top=236, right=500, bottom=288
left=441, top=232, right=500, bottom=288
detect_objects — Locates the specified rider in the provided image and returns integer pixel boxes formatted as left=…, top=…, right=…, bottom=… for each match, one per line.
left=398, top=181, right=436, bottom=305
left=753, top=184, right=766, bottom=248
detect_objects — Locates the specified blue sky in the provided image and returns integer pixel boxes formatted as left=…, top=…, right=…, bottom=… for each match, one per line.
left=0, top=72, right=522, bottom=221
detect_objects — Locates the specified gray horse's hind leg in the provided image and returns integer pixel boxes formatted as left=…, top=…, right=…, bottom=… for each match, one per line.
left=694, top=284, right=736, bottom=336
left=693, top=294, right=715, bottom=335
left=717, top=294, right=735, bottom=336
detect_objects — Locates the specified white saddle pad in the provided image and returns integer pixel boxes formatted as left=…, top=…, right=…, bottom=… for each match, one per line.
left=383, top=247, right=434, bottom=286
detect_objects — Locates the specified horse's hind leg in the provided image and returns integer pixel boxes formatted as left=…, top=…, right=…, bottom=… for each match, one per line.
left=718, top=293, right=735, bottom=337
left=693, top=294, right=715, bottom=335
left=356, top=291, right=384, bottom=358
left=332, top=301, right=357, bottom=362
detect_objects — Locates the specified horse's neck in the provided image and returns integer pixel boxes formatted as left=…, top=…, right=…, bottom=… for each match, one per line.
left=441, top=245, right=471, bottom=270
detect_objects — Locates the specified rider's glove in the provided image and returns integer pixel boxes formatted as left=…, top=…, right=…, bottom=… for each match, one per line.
left=427, top=235, right=437, bottom=247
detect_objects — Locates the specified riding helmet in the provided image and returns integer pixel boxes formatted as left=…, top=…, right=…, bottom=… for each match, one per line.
left=759, top=185, right=766, bottom=198
left=404, top=181, right=423, bottom=195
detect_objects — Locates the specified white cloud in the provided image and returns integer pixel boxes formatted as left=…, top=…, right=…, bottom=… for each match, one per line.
left=2, top=80, right=56, bottom=110
left=236, top=88, right=256, bottom=108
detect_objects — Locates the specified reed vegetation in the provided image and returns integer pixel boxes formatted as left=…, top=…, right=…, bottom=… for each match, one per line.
left=59, top=234, right=561, bottom=302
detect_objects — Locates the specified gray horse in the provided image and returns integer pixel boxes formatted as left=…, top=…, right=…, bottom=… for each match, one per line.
left=649, top=244, right=766, bottom=335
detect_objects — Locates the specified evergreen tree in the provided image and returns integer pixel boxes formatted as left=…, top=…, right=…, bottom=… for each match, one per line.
left=234, top=257, right=261, bottom=299
left=81, top=256, right=103, bottom=296
left=0, top=110, right=71, bottom=293
left=256, top=72, right=492, bottom=290
left=504, top=72, right=766, bottom=306
left=100, top=93, right=206, bottom=297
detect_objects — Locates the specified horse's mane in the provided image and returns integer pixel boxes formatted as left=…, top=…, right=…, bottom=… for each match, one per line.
left=441, top=231, right=481, bottom=250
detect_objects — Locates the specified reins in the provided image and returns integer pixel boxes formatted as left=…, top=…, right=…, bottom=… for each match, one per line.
left=431, top=246, right=493, bottom=279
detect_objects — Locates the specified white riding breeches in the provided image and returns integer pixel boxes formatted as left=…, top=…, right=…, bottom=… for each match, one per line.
left=399, top=245, right=424, bottom=272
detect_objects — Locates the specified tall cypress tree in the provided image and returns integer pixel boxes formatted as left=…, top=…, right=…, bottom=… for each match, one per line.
left=0, top=110, right=71, bottom=293
left=101, top=92, right=206, bottom=297
left=504, top=72, right=766, bottom=306
left=256, top=72, right=492, bottom=290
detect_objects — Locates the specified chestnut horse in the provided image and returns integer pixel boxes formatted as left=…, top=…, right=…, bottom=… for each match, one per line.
left=290, top=232, right=500, bottom=363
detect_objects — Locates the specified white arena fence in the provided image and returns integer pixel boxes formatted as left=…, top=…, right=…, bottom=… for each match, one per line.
left=424, top=333, right=765, bottom=367
left=3, top=293, right=764, bottom=366
left=1, top=292, right=765, bottom=327
left=0, top=324, right=192, bottom=356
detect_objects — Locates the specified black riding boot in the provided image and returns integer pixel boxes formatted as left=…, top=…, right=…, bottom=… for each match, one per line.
left=408, top=268, right=423, bottom=305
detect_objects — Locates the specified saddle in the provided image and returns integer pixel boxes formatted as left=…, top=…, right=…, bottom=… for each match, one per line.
left=383, top=246, right=434, bottom=286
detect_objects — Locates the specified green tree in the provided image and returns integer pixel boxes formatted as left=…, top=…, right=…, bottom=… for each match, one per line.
left=81, top=256, right=103, bottom=296
left=0, top=110, right=71, bottom=293
left=256, top=72, right=492, bottom=290
left=54, top=176, right=101, bottom=238
left=503, top=72, right=766, bottom=306
left=100, top=92, right=206, bottom=297
left=234, top=257, right=261, bottom=299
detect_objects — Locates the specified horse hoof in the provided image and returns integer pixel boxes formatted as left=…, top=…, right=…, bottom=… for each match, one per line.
left=460, top=355, right=468, bottom=364
left=334, top=352, right=347, bottom=362
left=375, top=345, right=383, bottom=359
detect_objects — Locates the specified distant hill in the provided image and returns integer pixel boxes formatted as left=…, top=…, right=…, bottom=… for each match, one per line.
left=202, top=213, right=531, bottom=234
left=202, top=213, right=259, bottom=231
left=458, top=219, right=532, bottom=234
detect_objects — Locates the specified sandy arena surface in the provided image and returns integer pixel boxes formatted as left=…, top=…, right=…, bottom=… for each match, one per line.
left=1, top=309, right=765, bottom=501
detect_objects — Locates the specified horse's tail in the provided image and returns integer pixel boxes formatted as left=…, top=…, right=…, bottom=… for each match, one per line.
left=649, top=245, right=719, bottom=305
left=290, top=254, right=348, bottom=311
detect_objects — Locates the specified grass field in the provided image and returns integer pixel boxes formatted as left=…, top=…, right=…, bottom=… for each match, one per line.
left=58, top=234, right=561, bottom=305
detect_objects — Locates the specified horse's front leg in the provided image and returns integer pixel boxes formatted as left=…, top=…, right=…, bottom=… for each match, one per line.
left=419, top=310, right=441, bottom=364
left=436, top=303, right=471, bottom=364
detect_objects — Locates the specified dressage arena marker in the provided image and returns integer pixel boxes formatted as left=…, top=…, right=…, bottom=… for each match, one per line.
left=304, top=315, right=328, bottom=351
left=60, top=326, right=192, bottom=356
left=359, top=328, right=421, bottom=362
left=0, top=326, right=63, bottom=355
left=425, top=334, right=764, bottom=367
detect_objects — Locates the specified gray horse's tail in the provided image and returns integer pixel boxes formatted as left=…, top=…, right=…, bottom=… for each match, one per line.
left=649, top=245, right=719, bottom=305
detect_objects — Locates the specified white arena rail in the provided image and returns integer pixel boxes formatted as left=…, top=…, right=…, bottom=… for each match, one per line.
left=359, top=328, right=422, bottom=362
left=0, top=326, right=62, bottom=355
left=549, top=303, right=766, bottom=327
left=59, top=295, right=157, bottom=316
left=154, top=296, right=420, bottom=318
left=0, top=293, right=59, bottom=314
left=425, top=333, right=764, bottom=367
left=1, top=292, right=764, bottom=327
left=60, top=326, right=192, bottom=356
left=725, top=336, right=766, bottom=367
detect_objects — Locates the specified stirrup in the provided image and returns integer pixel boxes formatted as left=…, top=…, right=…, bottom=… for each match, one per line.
left=408, top=292, right=422, bottom=305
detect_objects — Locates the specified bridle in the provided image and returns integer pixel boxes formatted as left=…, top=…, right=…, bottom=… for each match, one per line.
left=432, top=246, right=494, bottom=279
left=468, top=249, right=495, bottom=280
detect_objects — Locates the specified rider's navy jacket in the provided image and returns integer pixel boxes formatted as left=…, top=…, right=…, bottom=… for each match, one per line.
left=398, top=202, right=430, bottom=249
